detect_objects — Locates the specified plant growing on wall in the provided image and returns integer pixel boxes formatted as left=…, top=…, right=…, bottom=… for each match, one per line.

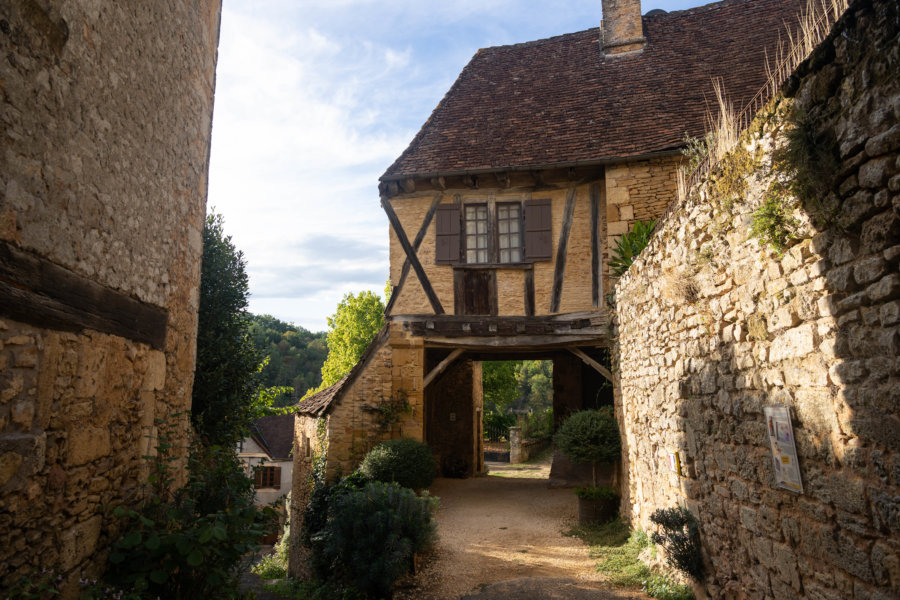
left=649, top=506, right=705, bottom=580
left=609, top=220, right=658, bottom=277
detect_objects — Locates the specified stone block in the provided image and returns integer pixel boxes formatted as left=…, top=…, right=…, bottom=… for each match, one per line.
left=855, top=256, right=888, bottom=285
left=865, top=125, right=900, bottom=158
left=0, top=451, right=23, bottom=487
left=68, top=427, right=111, bottom=466
left=59, top=515, right=102, bottom=572
left=769, top=324, right=816, bottom=362
left=881, top=300, right=900, bottom=325
left=861, top=211, right=900, bottom=254
left=619, top=204, right=634, bottom=220
left=827, top=471, right=867, bottom=514
left=608, top=220, right=629, bottom=235
left=142, top=350, right=166, bottom=391
left=866, top=274, right=900, bottom=303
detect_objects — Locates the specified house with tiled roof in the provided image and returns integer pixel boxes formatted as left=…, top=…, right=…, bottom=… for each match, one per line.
left=238, top=413, right=294, bottom=506
left=291, top=0, right=805, bottom=516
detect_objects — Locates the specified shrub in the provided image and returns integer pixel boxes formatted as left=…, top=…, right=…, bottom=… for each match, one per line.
left=574, top=484, right=618, bottom=500
left=609, top=220, right=657, bottom=276
left=358, top=438, right=436, bottom=490
left=554, top=408, right=621, bottom=486
left=306, top=481, right=438, bottom=598
left=105, top=418, right=274, bottom=599
left=650, top=506, right=704, bottom=580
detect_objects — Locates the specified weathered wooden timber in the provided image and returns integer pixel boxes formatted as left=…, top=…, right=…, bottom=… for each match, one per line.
left=569, top=346, right=613, bottom=382
left=423, top=348, right=465, bottom=388
left=382, top=197, right=445, bottom=315
left=385, top=193, right=443, bottom=315
left=0, top=241, right=168, bottom=349
left=394, top=310, right=607, bottom=339
left=550, top=188, right=576, bottom=313
left=590, top=182, right=601, bottom=308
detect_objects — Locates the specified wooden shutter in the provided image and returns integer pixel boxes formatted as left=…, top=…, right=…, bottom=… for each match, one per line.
left=435, top=204, right=461, bottom=264
left=524, top=198, right=552, bottom=261
left=253, top=467, right=263, bottom=489
left=273, top=466, right=282, bottom=488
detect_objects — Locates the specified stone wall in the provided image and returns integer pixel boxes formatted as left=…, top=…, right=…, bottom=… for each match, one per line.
left=0, top=0, right=220, bottom=590
left=613, top=1, right=899, bottom=598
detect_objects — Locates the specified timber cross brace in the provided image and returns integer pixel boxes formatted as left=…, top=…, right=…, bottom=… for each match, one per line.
left=382, top=195, right=445, bottom=315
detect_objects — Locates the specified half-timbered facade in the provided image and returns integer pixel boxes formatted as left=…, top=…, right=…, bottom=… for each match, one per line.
left=291, top=0, right=806, bottom=535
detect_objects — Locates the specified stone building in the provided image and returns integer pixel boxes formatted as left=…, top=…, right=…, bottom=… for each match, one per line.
left=238, top=414, right=294, bottom=507
left=0, top=1, right=221, bottom=590
left=614, top=0, right=900, bottom=596
left=291, top=0, right=805, bottom=573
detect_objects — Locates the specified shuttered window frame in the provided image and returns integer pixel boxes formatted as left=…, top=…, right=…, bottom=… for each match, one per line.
left=434, top=197, right=553, bottom=266
left=253, top=465, right=282, bottom=489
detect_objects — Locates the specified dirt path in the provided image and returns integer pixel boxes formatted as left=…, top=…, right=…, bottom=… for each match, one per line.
left=395, top=459, right=647, bottom=600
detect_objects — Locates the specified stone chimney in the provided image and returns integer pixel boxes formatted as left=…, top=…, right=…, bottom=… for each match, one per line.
left=601, top=0, right=646, bottom=55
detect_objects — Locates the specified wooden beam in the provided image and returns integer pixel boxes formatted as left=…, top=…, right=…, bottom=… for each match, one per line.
left=496, top=172, right=511, bottom=188
left=524, top=266, right=535, bottom=317
left=425, top=334, right=605, bottom=349
left=550, top=188, right=576, bottom=313
left=382, top=198, right=445, bottom=315
left=423, top=348, right=464, bottom=388
left=568, top=346, right=613, bottom=382
left=464, top=175, right=478, bottom=189
left=430, top=176, right=447, bottom=190
left=590, top=183, right=601, bottom=308
left=0, top=241, right=168, bottom=349
left=400, top=178, right=416, bottom=194
left=385, top=193, right=443, bottom=316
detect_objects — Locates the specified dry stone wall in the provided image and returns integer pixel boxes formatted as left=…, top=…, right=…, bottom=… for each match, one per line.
left=614, top=1, right=899, bottom=598
left=0, top=0, right=220, bottom=590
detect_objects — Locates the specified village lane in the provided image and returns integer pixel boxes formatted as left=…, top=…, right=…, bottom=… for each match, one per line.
left=395, top=459, right=648, bottom=600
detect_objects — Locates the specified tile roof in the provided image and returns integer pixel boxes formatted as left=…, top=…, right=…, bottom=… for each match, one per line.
left=251, top=414, right=295, bottom=460
left=383, top=0, right=804, bottom=179
left=296, top=326, right=390, bottom=417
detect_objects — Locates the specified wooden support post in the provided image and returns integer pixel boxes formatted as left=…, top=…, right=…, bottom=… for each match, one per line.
left=590, top=183, right=601, bottom=308
left=550, top=188, right=576, bottom=313
left=423, top=348, right=464, bottom=389
left=568, top=346, right=613, bottom=382
left=382, top=197, right=445, bottom=315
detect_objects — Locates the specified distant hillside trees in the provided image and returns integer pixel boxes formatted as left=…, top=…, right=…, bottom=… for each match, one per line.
left=248, top=314, right=327, bottom=407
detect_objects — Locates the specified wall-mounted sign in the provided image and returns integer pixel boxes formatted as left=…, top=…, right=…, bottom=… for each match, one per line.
left=667, top=451, right=682, bottom=476
left=764, top=404, right=803, bottom=493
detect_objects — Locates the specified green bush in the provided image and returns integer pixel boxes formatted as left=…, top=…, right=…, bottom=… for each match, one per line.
left=306, top=481, right=438, bottom=598
left=574, top=484, right=618, bottom=500
left=554, top=408, right=620, bottom=486
left=609, top=219, right=657, bottom=276
left=358, top=438, right=436, bottom=490
left=650, top=506, right=704, bottom=581
left=104, top=417, right=273, bottom=599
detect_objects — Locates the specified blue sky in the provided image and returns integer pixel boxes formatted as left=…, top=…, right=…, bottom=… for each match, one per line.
left=207, top=0, right=708, bottom=332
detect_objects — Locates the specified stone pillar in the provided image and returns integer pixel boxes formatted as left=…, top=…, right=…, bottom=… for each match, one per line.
left=509, top=427, right=524, bottom=464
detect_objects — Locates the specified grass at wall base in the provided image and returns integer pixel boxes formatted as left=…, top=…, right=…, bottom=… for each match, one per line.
left=554, top=408, right=622, bottom=525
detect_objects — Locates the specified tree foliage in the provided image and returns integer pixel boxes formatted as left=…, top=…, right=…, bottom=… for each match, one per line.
left=248, top=314, right=327, bottom=406
left=555, top=408, right=621, bottom=486
left=191, top=213, right=262, bottom=446
left=516, top=360, right=553, bottom=411
left=482, top=361, right=519, bottom=412
left=317, top=290, right=385, bottom=390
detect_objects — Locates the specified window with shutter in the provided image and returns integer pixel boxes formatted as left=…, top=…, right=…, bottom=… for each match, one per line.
left=435, top=204, right=460, bottom=264
left=524, top=199, right=552, bottom=261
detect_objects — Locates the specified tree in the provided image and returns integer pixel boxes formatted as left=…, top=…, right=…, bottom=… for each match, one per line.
left=248, top=314, right=327, bottom=405
left=191, top=212, right=262, bottom=446
left=516, top=360, right=553, bottom=411
left=482, top=361, right=520, bottom=413
left=317, top=290, right=385, bottom=389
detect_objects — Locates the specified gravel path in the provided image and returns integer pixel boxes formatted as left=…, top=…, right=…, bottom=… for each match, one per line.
left=395, top=461, right=647, bottom=600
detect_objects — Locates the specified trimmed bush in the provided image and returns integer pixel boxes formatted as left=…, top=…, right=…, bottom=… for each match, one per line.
left=307, top=481, right=438, bottom=598
left=554, top=408, right=621, bottom=486
left=650, top=506, right=705, bottom=580
left=359, top=438, right=437, bottom=490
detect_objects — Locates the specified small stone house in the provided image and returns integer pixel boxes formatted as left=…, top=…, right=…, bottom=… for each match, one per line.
left=291, top=0, right=804, bottom=566
left=238, top=414, right=295, bottom=506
